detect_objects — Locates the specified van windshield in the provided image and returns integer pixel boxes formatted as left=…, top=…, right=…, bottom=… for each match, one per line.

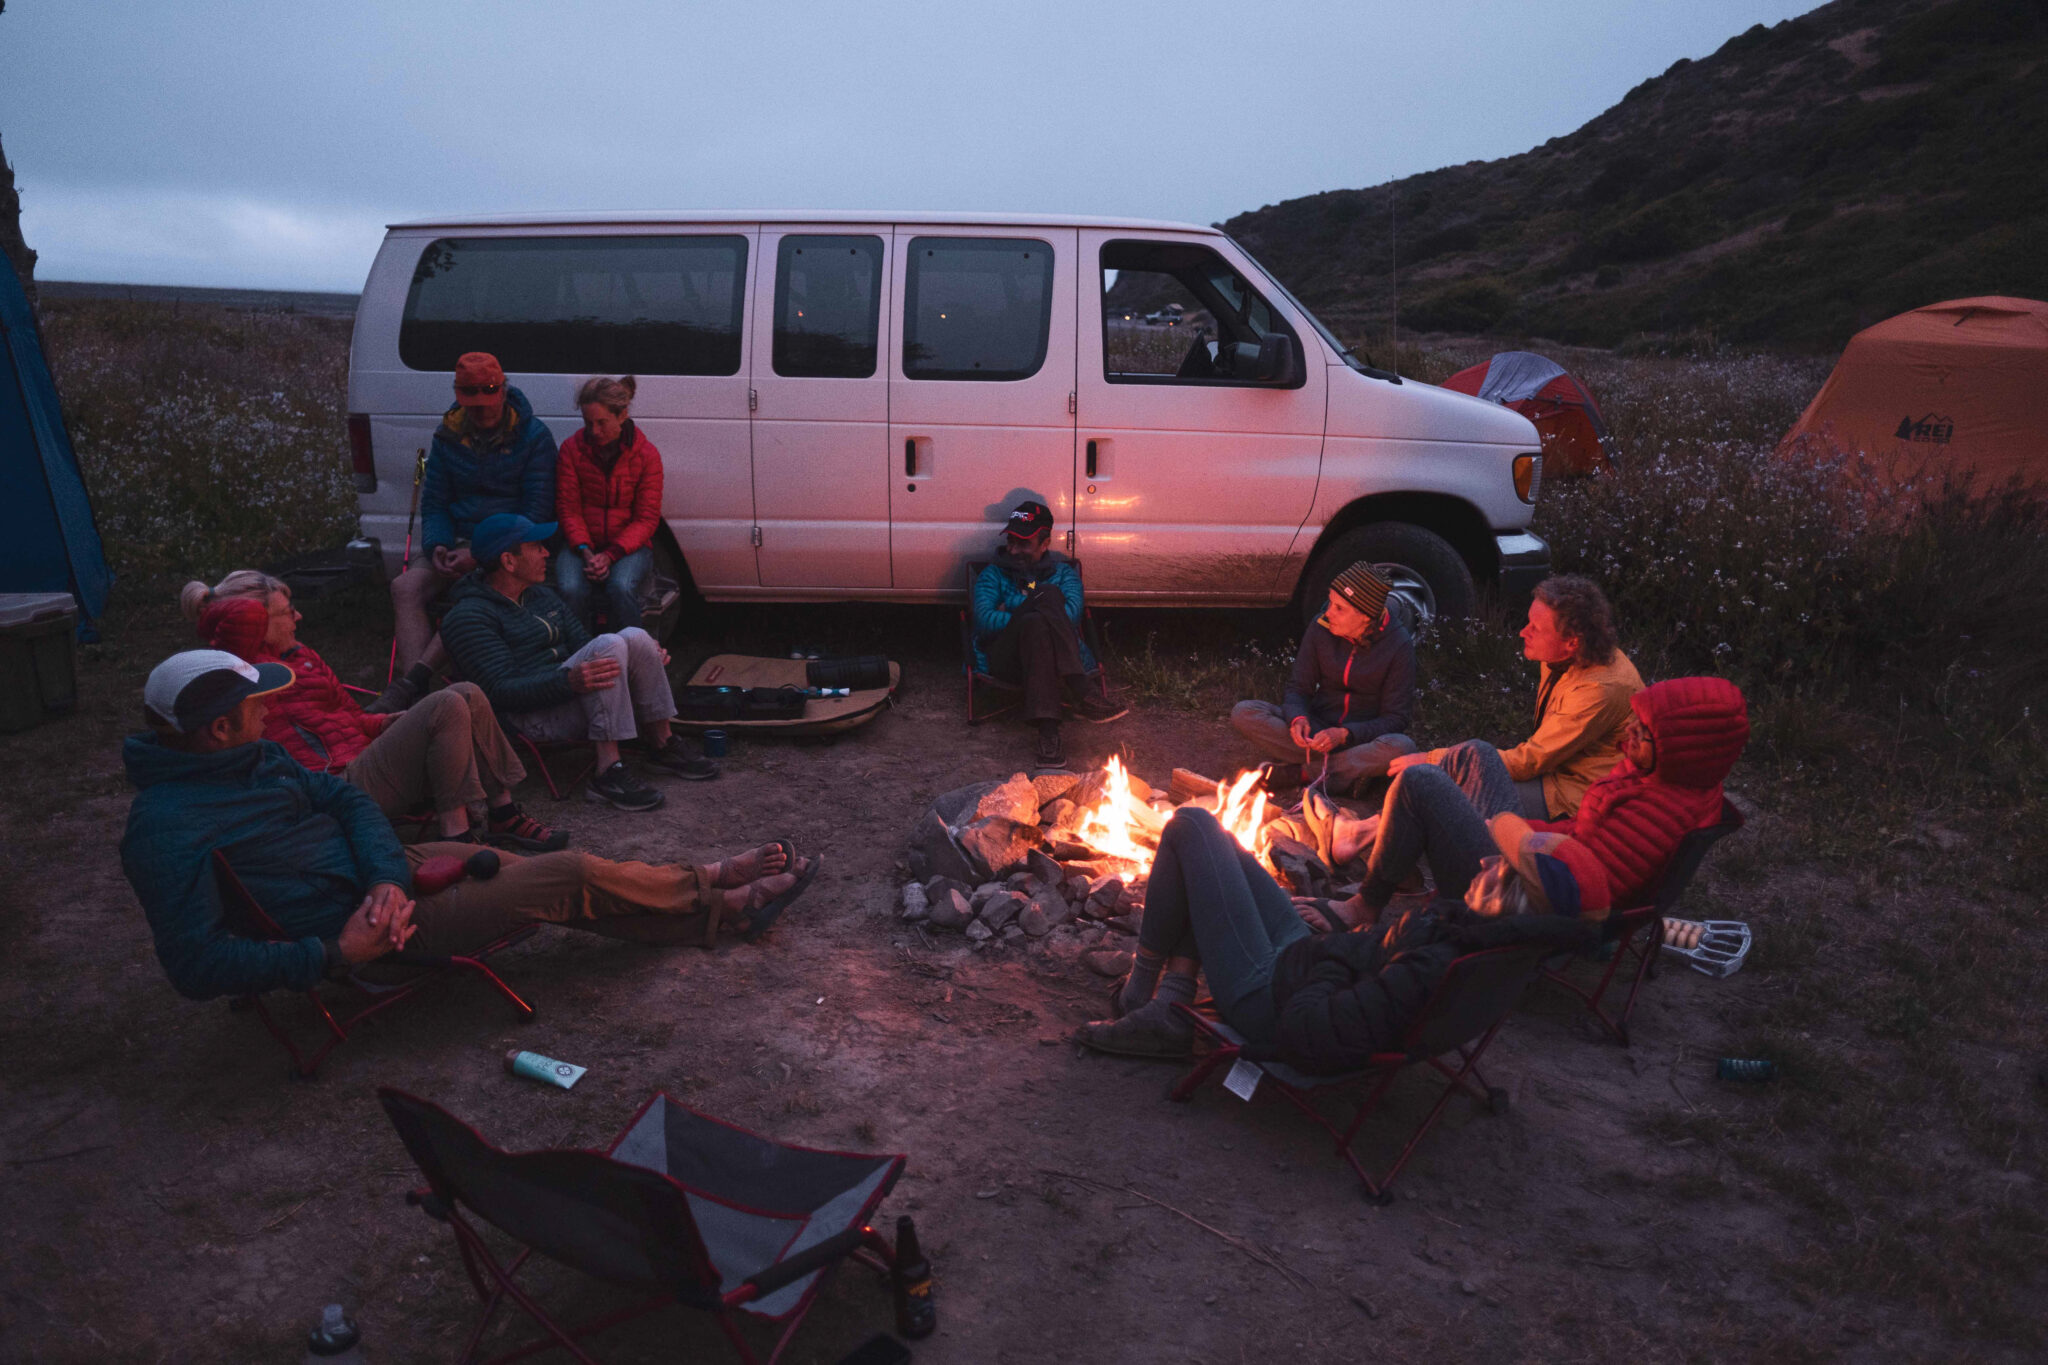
left=1229, top=240, right=1402, bottom=385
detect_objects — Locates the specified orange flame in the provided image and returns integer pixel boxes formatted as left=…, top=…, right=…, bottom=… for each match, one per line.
left=1069, top=756, right=1274, bottom=878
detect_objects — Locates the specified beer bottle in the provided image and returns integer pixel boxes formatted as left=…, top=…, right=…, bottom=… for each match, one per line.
left=891, top=1215, right=936, bottom=1339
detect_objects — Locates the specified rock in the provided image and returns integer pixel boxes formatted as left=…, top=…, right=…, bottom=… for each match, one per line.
left=900, top=883, right=929, bottom=922
left=1069, top=768, right=1108, bottom=810
left=931, top=780, right=998, bottom=828
left=927, top=889, right=975, bottom=930
left=1004, top=870, right=1040, bottom=893
left=1028, top=884, right=1073, bottom=930
left=1085, top=875, right=1124, bottom=917
left=905, top=846, right=929, bottom=881
left=1000, top=924, right=1025, bottom=942
left=1062, top=874, right=1092, bottom=906
left=975, top=772, right=1042, bottom=826
left=1049, top=840, right=1095, bottom=862
left=909, top=810, right=981, bottom=887
left=1041, top=798, right=1078, bottom=832
left=1018, top=904, right=1050, bottom=937
left=955, top=816, right=1045, bottom=880
left=970, top=881, right=1004, bottom=910
left=964, top=919, right=993, bottom=942
left=1031, top=771, right=1083, bottom=807
left=1025, top=849, right=1065, bottom=889
left=1108, top=914, right=1142, bottom=936
left=1083, top=948, right=1132, bottom=978
left=1115, top=887, right=1144, bottom=913
left=922, top=875, right=971, bottom=907
left=980, top=890, right=1027, bottom=933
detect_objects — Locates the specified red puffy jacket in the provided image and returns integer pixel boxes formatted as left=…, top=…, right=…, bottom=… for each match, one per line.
left=555, top=421, right=665, bottom=558
left=1531, top=676, right=1749, bottom=910
left=197, top=596, right=390, bottom=773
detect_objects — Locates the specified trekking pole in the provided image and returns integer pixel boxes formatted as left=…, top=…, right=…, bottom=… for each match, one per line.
left=386, top=448, right=427, bottom=684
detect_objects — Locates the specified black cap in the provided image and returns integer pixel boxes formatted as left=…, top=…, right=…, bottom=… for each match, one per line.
left=1005, top=501, right=1054, bottom=540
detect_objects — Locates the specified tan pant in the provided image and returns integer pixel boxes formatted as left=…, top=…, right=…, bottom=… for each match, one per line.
left=345, top=683, right=526, bottom=817
left=390, top=554, right=459, bottom=672
left=402, top=841, right=720, bottom=955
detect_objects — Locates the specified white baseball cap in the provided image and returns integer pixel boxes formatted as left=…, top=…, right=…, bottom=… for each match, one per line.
left=143, top=649, right=293, bottom=733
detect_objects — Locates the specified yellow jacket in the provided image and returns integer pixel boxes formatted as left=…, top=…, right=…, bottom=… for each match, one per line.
left=1431, top=649, right=1643, bottom=817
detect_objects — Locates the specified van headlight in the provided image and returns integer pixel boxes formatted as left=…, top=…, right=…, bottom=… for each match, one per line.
left=1513, top=453, right=1543, bottom=504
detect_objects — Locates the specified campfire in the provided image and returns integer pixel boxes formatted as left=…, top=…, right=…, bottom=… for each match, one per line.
left=902, top=757, right=1291, bottom=960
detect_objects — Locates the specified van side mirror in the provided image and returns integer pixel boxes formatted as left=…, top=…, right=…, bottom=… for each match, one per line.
left=1256, top=333, right=1296, bottom=383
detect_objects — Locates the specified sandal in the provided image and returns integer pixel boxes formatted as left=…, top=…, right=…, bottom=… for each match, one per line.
left=738, top=851, right=823, bottom=943
left=710, top=839, right=794, bottom=889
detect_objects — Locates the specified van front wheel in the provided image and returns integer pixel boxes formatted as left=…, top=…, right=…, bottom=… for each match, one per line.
left=1302, top=523, right=1475, bottom=631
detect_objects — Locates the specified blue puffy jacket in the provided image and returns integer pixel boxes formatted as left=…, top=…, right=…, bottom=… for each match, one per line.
left=420, top=386, right=559, bottom=552
left=970, top=545, right=1094, bottom=676
left=120, top=734, right=410, bottom=1000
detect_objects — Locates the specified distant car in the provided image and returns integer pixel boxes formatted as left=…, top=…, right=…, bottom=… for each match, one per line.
left=1143, top=304, right=1187, bottom=326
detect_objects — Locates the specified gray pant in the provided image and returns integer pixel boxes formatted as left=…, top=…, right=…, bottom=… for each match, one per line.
left=1361, top=739, right=1549, bottom=908
left=515, top=627, right=677, bottom=745
left=1229, top=700, right=1417, bottom=793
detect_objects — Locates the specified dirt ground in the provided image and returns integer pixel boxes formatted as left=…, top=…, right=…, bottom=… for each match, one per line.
left=0, top=594, right=2033, bottom=1362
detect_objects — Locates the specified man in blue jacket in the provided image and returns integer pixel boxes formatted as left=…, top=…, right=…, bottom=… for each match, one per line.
left=971, top=501, right=1125, bottom=768
left=374, top=352, right=559, bottom=713
left=1230, top=561, right=1417, bottom=796
left=121, top=651, right=815, bottom=1003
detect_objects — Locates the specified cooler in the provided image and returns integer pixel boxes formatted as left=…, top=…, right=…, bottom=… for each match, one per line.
left=0, top=593, right=80, bottom=733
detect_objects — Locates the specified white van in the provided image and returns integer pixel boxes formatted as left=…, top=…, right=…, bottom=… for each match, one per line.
left=347, top=212, right=1548, bottom=629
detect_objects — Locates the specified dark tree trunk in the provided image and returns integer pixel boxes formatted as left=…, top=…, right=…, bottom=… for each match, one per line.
left=1, top=130, right=36, bottom=308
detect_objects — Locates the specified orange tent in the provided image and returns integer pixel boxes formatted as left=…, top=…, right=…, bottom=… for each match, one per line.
left=1782, top=297, right=2048, bottom=489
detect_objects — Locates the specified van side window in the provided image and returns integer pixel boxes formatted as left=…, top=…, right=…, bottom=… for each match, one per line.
left=1100, top=240, right=1301, bottom=387
left=400, top=235, right=748, bottom=376
left=903, top=238, right=1053, bottom=381
left=773, top=236, right=883, bottom=379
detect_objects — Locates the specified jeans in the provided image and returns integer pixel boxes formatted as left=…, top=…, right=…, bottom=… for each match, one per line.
left=1438, top=739, right=1553, bottom=820
left=1138, top=808, right=1311, bottom=1043
left=555, top=545, right=654, bottom=633
left=1228, top=700, right=1417, bottom=792
left=515, top=627, right=676, bottom=745
left=1360, top=739, right=1551, bottom=906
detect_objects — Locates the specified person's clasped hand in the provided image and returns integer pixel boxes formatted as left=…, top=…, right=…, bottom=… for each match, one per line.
left=432, top=545, right=475, bottom=576
left=570, top=656, right=622, bottom=693
left=584, top=549, right=613, bottom=581
left=1308, top=726, right=1349, bottom=753
left=339, top=882, right=416, bottom=964
left=1287, top=715, right=1316, bottom=748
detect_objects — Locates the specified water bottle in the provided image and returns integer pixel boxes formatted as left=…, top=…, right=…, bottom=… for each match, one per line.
left=304, top=1304, right=363, bottom=1362
left=890, top=1215, right=936, bottom=1339
left=1716, top=1057, right=1777, bottom=1083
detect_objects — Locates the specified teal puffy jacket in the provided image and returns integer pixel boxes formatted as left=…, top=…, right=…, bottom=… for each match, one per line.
left=439, top=572, right=592, bottom=716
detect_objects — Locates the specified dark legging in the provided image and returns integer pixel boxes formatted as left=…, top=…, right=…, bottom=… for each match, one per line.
left=1138, top=808, right=1312, bottom=1042
left=1361, top=739, right=1536, bottom=906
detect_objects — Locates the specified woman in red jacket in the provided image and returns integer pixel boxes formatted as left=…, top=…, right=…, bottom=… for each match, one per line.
left=554, top=375, right=665, bottom=632
left=180, top=572, right=565, bottom=852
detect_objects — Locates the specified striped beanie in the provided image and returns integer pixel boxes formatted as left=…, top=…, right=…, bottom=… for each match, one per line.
left=1329, top=561, right=1391, bottom=619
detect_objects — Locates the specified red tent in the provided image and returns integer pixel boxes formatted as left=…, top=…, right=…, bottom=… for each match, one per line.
left=1441, top=351, right=1613, bottom=476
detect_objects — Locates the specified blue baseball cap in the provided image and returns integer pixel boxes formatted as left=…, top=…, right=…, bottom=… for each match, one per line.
left=473, top=513, right=557, bottom=565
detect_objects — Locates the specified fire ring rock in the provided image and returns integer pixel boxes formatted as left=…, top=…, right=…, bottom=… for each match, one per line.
left=980, top=890, right=1027, bottom=933
left=974, top=773, right=1043, bottom=826
left=955, top=816, right=1046, bottom=881
left=909, top=810, right=980, bottom=888
left=927, top=888, right=975, bottom=930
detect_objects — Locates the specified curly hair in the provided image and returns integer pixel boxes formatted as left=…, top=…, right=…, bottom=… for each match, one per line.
left=1532, top=574, right=1618, bottom=666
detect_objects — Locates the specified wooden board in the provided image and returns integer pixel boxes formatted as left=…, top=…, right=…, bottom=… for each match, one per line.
left=674, top=655, right=899, bottom=736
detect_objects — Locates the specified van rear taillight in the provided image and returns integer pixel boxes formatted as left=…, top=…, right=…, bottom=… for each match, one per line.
left=348, top=414, right=376, bottom=493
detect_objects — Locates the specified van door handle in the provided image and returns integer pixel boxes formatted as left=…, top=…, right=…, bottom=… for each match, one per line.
left=905, top=439, right=917, bottom=477
left=1085, top=440, right=1097, bottom=478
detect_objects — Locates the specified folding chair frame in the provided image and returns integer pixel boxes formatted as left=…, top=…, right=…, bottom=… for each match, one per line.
left=381, top=1089, right=906, bottom=1365
left=1163, top=945, right=1540, bottom=1203
left=214, top=850, right=536, bottom=1078
left=959, top=559, right=1110, bottom=725
left=509, top=730, right=599, bottom=802
left=1537, top=798, right=1745, bottom=1046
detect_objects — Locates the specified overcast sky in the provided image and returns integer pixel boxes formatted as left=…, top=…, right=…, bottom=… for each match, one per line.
left=3, top=0, right=1817, bottom=293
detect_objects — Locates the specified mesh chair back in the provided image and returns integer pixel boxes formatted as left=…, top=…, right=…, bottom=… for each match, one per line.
left=1651, top=799, right=1746, bottom=917
left=378, top=1089, right=712, bottom=1301
left=1399, top=944, right=1549, bottom=1060
left=212, top=849, right=286, bottom=940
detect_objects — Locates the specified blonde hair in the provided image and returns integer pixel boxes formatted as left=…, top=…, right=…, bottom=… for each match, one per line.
left=575, top=374, right=637, bottom=414
left=179, top=569, right=288, bottom=621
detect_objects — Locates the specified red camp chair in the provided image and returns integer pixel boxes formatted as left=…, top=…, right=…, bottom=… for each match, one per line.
left=507, top=729, right=600, bottom=801
left=1537, top=798, right=1745, bottom=1046
left=959, top=560, right=1111, bottom=723
left=1169, top=941, right=1556, bottom=1203
left=379, top=1088, right=913, bottom=1365
left=213, top=850, right=535, bottom=1078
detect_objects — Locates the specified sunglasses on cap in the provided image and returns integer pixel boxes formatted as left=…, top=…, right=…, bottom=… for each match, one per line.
left=454, top=382, right=504, bottom=397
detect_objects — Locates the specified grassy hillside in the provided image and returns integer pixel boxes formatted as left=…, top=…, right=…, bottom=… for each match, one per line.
left=1225, top=0, right=2048, bottom=352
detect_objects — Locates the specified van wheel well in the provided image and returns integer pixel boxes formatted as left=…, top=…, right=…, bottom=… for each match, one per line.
left=1295, top=494, right=1496, bottom=611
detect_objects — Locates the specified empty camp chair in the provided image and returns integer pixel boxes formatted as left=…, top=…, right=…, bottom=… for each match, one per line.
left=378, top=1088, right=913, bottom=1365
left=213, top=850, right=535, bottom=1078
left=958, top=559, right=1110, bottom=723
left=1537, top=797, right=1745, bottom=1046
left=1169, top=942, right=1554, bottom=1203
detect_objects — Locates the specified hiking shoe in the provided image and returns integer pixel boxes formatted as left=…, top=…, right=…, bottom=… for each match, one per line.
left=362, top=676, right=419, bottom=715
left=586, top=761, right=665, bottom=812
left=1034, top=722, right=1066, bottom=769
left=643, top=734, right=720, bottom=781
left=1075, top=1000, right=1193, bottom=1059
left=1258, top=761, right=1307, bottom=797
left=1066, top=690, right=1128, bottom=724
left=488, top=803, right=569, bottom=852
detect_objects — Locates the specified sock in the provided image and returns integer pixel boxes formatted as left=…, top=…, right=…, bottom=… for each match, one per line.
left=1122, top=949, right=1165, bottom=1008
left=487, top=800, right=519, bottom=825
left=403, top=662, right=434, bottom=693
left=1153, top=970, right=1197, bottom=1011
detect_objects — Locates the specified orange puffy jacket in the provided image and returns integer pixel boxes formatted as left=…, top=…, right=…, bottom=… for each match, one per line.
left=555, top=421, right=665, bottom=559
left=1530, top=676, right=1749, bottom=910
left=197, top=596, right=389, bottom=773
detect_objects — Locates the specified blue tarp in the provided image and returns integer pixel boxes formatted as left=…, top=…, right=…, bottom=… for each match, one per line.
left=0, top=267, right=110, bottom=625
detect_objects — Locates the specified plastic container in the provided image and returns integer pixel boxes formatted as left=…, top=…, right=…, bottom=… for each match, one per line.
left=1716, top=1057, right=1777, bottom=1083
left=701, top=728, right=728, bottom=758
left=304, top=1304, right=363, bottom=1362
left=0, top=593, right=79, bottom=734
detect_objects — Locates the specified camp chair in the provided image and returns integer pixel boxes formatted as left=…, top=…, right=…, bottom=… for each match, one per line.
left=506, top=727, right=600, bottom=802
left=213, top=850, right=535, bottom=1078
left=1536, top=797, right=1746, bottom=1046
left=958, top=559, right=1110, bottom=724
left=379, top=1088, right=911, bottom=1365
left=1168, top=942, right=1554, bottom=1204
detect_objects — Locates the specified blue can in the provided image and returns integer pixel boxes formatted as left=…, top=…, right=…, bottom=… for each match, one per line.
left=702, top=728, right=728, bottom=758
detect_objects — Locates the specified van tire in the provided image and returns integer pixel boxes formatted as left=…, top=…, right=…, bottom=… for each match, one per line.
left=1302, top=522, right=1475, bottom=631
left=644, top=534, right=692, bottom=646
